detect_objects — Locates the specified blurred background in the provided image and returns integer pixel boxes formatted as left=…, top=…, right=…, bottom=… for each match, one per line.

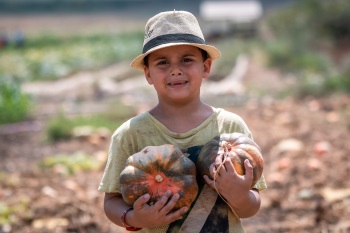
left=0, top=0, right=349, bottom=232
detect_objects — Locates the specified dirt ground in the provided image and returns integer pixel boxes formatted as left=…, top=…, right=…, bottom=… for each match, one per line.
left=1, top=14, right=350, bottom=233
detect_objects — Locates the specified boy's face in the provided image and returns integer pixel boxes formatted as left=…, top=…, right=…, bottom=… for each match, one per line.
left=144, top=45, right=212, bottom=104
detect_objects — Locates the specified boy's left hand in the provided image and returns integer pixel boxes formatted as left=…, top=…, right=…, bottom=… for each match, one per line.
left=203, top=154, right=261, bottom=218
left=203, top=155, right=254, bottom=199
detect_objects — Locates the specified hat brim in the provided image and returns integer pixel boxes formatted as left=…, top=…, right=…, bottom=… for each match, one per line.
left=130, top=43, right=221, bottom=70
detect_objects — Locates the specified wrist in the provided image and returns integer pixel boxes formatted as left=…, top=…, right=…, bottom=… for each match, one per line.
left=121, top=207, right=142, bottom=231
left=228, top=190, right=260, bottom=218
left=226, top=190, right=251, bottom=209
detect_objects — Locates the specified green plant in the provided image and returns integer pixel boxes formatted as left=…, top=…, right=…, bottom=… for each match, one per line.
left=261, top=0, right=350, bottom=96
left=0, top=78, right=31, bottom=124
left=266, top=0, right=350, bottom=44
left=0, top=197, right=31, bottom=226
left=46, top=113, right=73, bottom=141
left=0, top=31, right=144, bottom=83
left=46, top=104, right=134, bottom=142
left=40, top=152, right=102, bottom=175
left=212, top=37, right=258, bottom=81
left=0, top=202, right=10, bottom=225
left=264, top=39, right=331, bottom=74
left=323, top=72, right=350, bottom=94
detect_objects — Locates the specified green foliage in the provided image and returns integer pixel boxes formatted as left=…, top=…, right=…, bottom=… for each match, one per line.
left=0, top=202, right=10, bottom=225
left=262, top=0, right=350, bottom=96
left=213, top=37, right=257, bottom=81
left=40, top=152, right=102, bottom=175
left=0, top=78, right=31, bottom=124
left=46, top=113, right=74, bottom=141
left=296, top=71, right=350, bottom=97
left=263, top=39, right=331, bottom=74
left=323, top=72, right=350, bottom=94
left=46, top=103, right=134, bottom=142
left=46, top=114, right=119, bottom=142
left=302, top=0, right=350, bottom=42
left=0, top=198, right=31, bottom=225
left=267, top=0, right=350, bottom=44
left=0, top=31, right=143, bottom=83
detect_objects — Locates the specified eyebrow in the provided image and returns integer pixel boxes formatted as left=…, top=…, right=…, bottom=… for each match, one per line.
left=182, top=53, right=196, bottom=57
left=152, top=56, right=167, bottom=61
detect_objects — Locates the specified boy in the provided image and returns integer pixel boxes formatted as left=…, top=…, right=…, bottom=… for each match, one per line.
left=98, top=10, right=267, bottom=232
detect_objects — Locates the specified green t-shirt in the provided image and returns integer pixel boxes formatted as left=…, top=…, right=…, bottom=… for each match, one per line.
left=99, top=107, right=267, bottom=233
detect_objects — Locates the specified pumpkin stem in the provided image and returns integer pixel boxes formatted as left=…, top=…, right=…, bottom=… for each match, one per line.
left=155, top=174, right=163, bottom=182
left=220, top=141, right=231, bottom=151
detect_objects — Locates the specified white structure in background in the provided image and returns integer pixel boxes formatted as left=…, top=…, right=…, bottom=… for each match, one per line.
left=200, top=0, right=263, bottom=37
left=200, top=0, right=263, bottom=23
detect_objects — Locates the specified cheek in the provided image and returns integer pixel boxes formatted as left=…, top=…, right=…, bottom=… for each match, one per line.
left=189, top=68, right=206, bottom=80
left=144, top=68, right=155, bottom=85
left=149, top=69, right=168, bottom=82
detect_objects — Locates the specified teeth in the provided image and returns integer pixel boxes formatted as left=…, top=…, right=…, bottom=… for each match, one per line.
left=169, top=81, right=186, bottom=85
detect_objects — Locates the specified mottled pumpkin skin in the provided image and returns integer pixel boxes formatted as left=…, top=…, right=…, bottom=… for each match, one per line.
left=119, top=144, right=198, bottom=210
left=197, top=133, right=264, bottom=188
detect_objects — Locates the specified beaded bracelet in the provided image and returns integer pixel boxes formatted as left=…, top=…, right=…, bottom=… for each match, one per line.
left=121, top=207, right=143, bottom=231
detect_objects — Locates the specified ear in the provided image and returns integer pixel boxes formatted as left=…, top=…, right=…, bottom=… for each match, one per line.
left=143, top=66, right=153, bottom=85
left=203, top=58, right=212, bottom=79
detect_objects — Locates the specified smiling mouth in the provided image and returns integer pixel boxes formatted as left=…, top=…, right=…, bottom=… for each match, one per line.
left=167, top=81, right=189, bottom=86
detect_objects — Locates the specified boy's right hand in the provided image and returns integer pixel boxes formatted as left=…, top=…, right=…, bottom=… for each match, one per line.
left=126, top=190, right=188, bottom=228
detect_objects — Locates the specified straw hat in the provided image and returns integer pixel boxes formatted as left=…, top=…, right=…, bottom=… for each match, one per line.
left=130, top=10, right=221, bottom=70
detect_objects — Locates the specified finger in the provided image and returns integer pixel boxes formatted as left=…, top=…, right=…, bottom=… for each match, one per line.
left=153, top=190, right=172, bottom=211
left=133, top=193, right=150, bottom=210
left=164, top=206, right=189, bottom=224
left=244, top=159, right=254, bottom=182
left=214, top=154, right=225, bottom=171
left=209, top=162, right=220, bottom=179
left=203, top=175, right=217, bottom=189
left=223, top=156, right=235, bottom=174
left=177, top=206, right=189, bottom=219
left=159, top=193, right=180, bottom=215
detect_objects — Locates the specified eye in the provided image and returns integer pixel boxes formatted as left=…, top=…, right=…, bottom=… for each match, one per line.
left=157, top=60, right=168, bottom=66
left=183, top=58, right=193, bottom=63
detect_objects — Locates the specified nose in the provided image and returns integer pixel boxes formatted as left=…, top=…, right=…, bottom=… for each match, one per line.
left=170, top=63, right=183, bottom=76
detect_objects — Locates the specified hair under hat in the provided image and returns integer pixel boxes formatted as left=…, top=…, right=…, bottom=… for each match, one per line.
left=130, top=10, right=221, bottom=70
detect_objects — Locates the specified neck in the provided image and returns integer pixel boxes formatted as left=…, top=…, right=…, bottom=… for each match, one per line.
left=151, top=98, right=207, bottom=117
left=148, top=99, right=214, bottom=133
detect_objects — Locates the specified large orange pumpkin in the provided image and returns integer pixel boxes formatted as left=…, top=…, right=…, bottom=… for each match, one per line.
left=119, top=144, right=198, bottom=210
left=197, top=133, right=264, bottom=188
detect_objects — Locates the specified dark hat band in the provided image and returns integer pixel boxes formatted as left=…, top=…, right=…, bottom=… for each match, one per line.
left=142, top=33, right=206, bottom=54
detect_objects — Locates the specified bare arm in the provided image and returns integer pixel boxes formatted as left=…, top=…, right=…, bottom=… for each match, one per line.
left=226, top=188, right=261, bottom=218
left=104, top=192, right=129, bottom=227
left=204, top=158, right=261, bottom=218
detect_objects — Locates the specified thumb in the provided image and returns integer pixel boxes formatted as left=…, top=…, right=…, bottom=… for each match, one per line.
left=133, top=193, right=150, bottom=210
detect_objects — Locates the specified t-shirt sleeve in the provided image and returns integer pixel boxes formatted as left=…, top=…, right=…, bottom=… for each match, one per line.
left=253, top=173, right=267, bottom=191
left=98, top=130, right=130, bottom=193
